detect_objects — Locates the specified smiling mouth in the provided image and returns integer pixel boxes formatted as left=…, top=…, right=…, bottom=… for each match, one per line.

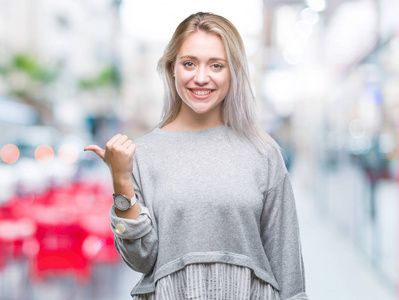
left=189, top=89, right=214, bottom=96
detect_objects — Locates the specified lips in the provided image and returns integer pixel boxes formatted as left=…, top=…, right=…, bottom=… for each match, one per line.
left=189, top=88, right=215, bottom=100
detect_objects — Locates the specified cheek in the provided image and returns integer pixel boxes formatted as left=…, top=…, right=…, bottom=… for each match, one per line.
left=216, top=70, right=230, bottom=85
left=175, top=71, right=191, bottom=86
left=175, top=78, right=186, bottom=93
left=174, top=78, right=189, bottom=101
left=224, top=78, right=231, bottom=90
left=217, top=75, right=231, bottom=92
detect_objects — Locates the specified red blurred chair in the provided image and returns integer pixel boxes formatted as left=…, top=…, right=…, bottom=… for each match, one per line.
left=0, top=218, right=37, bottom=261
left=79, top=213, right=119, bottom=264
left=30, top=221, right=90, bottom=283
left=1, top=179, right=116, bottom=283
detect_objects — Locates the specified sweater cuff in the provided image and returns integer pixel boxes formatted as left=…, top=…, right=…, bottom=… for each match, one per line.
left=109, top=203, right=153, bottom=240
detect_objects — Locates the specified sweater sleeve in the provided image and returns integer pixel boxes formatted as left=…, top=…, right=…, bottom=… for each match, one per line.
left=108, top=158, right=158, bottom=274
left=260, top=172, right=308, bottom=300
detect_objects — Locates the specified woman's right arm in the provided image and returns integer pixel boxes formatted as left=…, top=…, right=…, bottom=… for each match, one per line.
left=112, top=173, right=141, bottom=220
left=84, top=134, right=158, bottom=274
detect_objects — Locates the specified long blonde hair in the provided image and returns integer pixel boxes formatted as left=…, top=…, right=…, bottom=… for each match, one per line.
left=156, top=12, right=281, bottom=156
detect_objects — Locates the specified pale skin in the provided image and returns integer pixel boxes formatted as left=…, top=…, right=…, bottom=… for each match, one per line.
left=84, top=134, right=141, bottom=220
left=84, top=31, right=230, bottom=220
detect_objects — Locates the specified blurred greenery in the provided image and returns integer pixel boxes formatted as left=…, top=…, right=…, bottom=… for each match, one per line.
left=12, top=54, right=58, bottom=83
left=0, top=53, right=59, bottom=83
left=0, top=53, right=120, bottom=125
left=78, top=64, right=121, bottom=90
left=0, top=53, right=60, bottom=124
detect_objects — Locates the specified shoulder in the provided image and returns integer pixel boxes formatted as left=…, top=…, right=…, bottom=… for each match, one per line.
left=129, top=127, right=163, bottom=161
left=226, top=125, right=287, bottom=174
left=264, top=143, right=286, bottom=171
left=255, top=136, right=289, bottom=192
left=132, top=127, right=159, bottom=148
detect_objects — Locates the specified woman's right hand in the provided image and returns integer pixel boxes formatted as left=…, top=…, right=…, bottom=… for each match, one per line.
left=85, top=134, right=140, bottom=219
left=84, top=134, right=136, bottom=180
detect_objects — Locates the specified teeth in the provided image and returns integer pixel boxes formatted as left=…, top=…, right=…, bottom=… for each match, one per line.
left=192, top=90, right=212, bottom=96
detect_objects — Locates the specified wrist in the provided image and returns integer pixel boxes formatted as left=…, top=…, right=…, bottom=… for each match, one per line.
left=113, top=176, right=134, bottom=197
left=113, top=193, right=137, bottom=211
left=112, top=172, right=132, bottom=183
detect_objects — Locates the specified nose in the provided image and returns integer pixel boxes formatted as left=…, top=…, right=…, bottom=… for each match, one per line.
left=193, top=67, right=210, bottom=85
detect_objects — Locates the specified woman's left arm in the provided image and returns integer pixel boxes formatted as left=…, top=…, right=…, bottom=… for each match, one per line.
left=260, top=172, right=309, bottom=300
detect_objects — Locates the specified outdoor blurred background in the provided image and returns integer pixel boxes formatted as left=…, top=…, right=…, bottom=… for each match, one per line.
left=0, top=0, right=398, bottom=299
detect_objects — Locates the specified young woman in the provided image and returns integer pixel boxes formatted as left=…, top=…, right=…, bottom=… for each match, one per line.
left=85, top=12, right=308, bottom=300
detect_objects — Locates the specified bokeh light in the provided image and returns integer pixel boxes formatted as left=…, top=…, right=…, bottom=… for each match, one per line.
left=0, top=144, right=20, bottom=164
left=58, top=144, right=79, bottom=164
left=301, top=8, right=319, bottom=25
left=82, top=235, right=106, bottom=259
left=34, top=145, right=54, bottom=164
left=305, top=0, right=326, bottom=12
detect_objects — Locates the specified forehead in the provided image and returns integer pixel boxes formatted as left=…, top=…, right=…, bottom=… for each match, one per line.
left=177, top=31, right=227, bottom=59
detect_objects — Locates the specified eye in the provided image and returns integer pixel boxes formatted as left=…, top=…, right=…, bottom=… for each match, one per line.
left=183, top=61, right=195, bottom=68
left=212, top=64, right=223, bottom=70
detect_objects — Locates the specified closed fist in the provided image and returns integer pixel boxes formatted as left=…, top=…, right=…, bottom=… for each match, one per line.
left=84, top=134, right=136, bottom=179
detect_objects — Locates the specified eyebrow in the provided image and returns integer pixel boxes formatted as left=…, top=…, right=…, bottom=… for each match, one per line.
left=178, top=55, right=226, bottom=63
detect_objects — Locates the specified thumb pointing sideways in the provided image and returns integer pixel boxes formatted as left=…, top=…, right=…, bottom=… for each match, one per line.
left=84, top=145, right=105, bottom=160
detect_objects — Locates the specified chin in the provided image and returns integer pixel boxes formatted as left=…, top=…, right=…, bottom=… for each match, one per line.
left=190, top=103, right=214, bottom=113
left=191, top=108, right=211, bottom=115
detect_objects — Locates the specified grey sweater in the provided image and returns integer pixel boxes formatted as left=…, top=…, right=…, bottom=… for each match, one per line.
left=109, top=125, right=308, bottom=300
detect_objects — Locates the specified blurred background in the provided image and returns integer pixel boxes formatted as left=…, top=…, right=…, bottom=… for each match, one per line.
left=0, top=0, right=398, bottom=299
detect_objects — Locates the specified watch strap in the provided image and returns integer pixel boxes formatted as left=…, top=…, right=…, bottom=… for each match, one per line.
left=113, top=193, right=137, bottom=209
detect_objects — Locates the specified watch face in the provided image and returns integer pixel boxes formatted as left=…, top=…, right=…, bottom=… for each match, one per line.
left=115, top=195, right=129, bottom=210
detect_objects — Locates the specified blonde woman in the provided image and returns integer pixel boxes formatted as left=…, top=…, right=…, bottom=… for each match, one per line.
left=85, top=12, right=308, bottom=300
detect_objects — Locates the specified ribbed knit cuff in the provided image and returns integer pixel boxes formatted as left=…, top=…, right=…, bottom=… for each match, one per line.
left=109, top=203, right=153, bottom=240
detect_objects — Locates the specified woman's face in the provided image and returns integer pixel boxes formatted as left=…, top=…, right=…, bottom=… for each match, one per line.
left=173, top=31, right=230, bottom=117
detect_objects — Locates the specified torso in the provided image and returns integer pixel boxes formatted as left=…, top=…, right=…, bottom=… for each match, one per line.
left=160, top=121, right=225, bottom=132
left=160, top=123, right=177, bottom=131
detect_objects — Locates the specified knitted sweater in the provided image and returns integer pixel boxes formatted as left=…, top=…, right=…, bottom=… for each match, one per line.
left=109, top=125, right=308, bottom=300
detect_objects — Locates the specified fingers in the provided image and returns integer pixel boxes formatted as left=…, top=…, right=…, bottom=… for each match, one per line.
left=106, top=134, right=129, bottom=149
left=85, top=134, right=133, bottom=160
left=115, top=135, right=129, bottom=146
left=84, top=145, right=105, bottom=160
left=123, top=139, right=133, bottom=149
left=107, top=133, right=123, bottom=147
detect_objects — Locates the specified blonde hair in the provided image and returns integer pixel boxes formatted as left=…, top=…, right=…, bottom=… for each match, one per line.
left=156, top=12, right=281, bottom=156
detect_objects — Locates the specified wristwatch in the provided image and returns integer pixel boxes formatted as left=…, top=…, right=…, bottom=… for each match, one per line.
left=113, top=193, right=137, bottom=211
